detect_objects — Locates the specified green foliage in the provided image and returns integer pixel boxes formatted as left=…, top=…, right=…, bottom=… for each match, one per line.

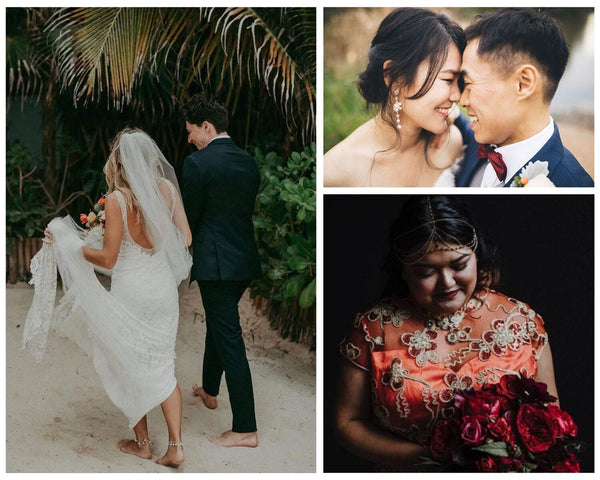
left=5, top=136, right=106, bottom=247
left=252, top=143, right=316, bottom=347
left=323, top=69, right=373, bottom=152
left=6, top=141, right=51, bottom=241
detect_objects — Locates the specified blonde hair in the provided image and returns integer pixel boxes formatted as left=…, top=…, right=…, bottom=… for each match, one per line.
left=103, top=127, right=144, bottom=222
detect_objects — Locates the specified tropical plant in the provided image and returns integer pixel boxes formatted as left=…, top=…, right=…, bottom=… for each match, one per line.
left=45, top=7, right=315, bottom=145
left=253, top=143, right=316, bottom=347
left=6, top=139, right=93, bottom=242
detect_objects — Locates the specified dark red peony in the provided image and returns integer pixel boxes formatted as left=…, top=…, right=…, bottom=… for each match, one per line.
left=516, top=403, right=557, bottom=453
left=547, top=404, right=578, bottom=437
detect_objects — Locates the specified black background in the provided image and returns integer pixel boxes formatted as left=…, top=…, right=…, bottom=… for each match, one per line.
left=323, top=194, right=594, bottom=472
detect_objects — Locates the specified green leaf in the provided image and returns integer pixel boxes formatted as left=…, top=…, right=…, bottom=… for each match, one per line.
left=288, top=255, right=312, bottom=272
left=284, top=274, right=305, bottom=299
left=472, top=442, right=510, bottom=457
left=299, top=278, right=316, bottom=308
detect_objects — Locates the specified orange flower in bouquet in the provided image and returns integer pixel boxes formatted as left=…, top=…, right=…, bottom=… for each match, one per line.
left=80, top=196, right=106, bottom=230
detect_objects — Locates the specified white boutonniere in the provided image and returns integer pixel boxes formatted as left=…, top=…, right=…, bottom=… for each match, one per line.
left=510, top=160, right=555, bottom=187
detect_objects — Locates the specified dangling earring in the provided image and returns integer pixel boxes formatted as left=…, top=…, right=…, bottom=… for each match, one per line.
left=393, top=89, right=402, bottom=130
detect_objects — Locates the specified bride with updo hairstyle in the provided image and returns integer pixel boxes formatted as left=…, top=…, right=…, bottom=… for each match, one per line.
left=324, top=8, right=466, bottom=187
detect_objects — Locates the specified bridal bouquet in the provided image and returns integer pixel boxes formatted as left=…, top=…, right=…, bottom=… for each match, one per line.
left=80, top=197, right=109, bottom=273
left=80, top=196, right=106, bottom=230
left=428, top=375, right=581, bottom=472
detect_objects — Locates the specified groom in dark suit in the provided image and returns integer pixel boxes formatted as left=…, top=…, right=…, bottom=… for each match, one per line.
left=455, top=8, right=593, bottom=187
left=181, top=92, right=261, bottom=448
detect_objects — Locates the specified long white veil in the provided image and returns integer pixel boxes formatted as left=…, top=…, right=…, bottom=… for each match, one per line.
left=118, top=131, right=192, bottom=283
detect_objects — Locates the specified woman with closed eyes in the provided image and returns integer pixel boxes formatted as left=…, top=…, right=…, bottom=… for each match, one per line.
left=335, top=196, right=559, bottom=470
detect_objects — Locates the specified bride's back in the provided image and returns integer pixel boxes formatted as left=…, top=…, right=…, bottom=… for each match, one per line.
left=125, top=205, right=154, bottom=249
left=121, top=182, right=175, bottom=250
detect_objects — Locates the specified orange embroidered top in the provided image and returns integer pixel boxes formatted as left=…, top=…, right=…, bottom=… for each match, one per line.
left=339, top=289, right=548, bottom=446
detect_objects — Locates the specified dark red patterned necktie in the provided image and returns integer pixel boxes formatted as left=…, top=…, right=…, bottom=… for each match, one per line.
left=477, top=144, right=507, bottom=182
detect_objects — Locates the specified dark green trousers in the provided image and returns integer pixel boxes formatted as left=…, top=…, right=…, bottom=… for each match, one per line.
left=199, top=280, right=257, bottom=433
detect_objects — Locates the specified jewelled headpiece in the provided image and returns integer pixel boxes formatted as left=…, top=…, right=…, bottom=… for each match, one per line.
left=392, top=197, right=478, bottom=265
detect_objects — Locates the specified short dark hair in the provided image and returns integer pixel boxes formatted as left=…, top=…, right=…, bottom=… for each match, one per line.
left=464, top=8, right=569, bottom=103
left=181, top=92, right=229, bottom=132
left=358, top=8, right=465, bottom=110
left=383, top=196, right=499, bottom=297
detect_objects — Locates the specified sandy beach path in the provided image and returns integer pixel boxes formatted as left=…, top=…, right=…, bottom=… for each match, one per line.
left=6, top=282, right=315, bottom=473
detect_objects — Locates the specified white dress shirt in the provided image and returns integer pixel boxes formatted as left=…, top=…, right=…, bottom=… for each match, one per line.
left=480, top=117, right=555, bottom=187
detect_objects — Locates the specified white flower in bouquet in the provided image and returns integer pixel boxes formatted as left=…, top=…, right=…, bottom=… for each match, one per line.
left=84, top=225, right=105, bottom=249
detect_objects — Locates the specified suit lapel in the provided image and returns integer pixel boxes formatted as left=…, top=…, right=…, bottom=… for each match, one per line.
left=503, top=123, right=563, bottom=187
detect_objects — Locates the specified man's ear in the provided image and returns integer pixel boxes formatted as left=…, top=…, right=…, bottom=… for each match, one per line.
left=515, top=64, right=539, bottom=100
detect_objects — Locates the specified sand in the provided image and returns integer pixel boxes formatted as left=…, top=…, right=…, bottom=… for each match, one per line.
left=5, top=281, right=316, bottom=473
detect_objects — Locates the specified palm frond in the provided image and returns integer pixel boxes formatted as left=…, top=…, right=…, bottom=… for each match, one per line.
left=195, top=7, right=316, bottom=141
left=48, top=8, right=167, bottom=108
left=6, top=8, right=55, bottom=108
left=43, top=7, right=315, bottom=142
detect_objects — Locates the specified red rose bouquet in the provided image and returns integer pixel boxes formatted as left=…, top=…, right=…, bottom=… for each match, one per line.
left=428, top=374, right=581, bottom=472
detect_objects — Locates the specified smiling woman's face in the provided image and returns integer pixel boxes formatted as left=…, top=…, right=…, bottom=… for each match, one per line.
left=401, top=245, right=478, bottom=315
left=399, top=43, right=462, bottom=135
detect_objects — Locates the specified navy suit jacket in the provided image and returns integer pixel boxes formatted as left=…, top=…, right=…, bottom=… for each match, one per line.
left=454, top=114, right=593, bottom=187
left=182, top=138, right=262, bottom=282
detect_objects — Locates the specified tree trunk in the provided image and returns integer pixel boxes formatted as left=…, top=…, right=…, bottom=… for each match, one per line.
left=42, top=78, right=57, bottom=193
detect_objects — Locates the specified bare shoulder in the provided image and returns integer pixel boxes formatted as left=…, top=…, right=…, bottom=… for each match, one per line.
left=324, top=120, right=378, bottom=187
left=104, top=191, right=119, bottom=206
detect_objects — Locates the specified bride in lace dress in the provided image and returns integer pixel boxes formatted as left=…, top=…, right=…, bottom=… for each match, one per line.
left=24, top=128, right=192, bottom=468
left=324, top=8, right=465, bottom=187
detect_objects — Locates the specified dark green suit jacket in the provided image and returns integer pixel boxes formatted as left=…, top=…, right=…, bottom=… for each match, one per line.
left=182, top=137, right=262, bottom=282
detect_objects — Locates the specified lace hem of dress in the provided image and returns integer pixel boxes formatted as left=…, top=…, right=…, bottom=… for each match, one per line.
left=21, top=244, right=58, bottom=362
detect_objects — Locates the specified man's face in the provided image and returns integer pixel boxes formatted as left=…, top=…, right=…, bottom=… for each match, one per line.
left=459, top=40, right=520, bottom=146
left=186, top=121, right=211, bottom=150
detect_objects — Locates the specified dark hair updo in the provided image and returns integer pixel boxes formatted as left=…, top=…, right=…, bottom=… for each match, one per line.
left=383, top=196, right=499, bottom=297
left=358, top=8, right=466, bottom=122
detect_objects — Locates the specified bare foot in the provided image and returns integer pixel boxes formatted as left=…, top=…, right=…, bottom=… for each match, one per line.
left=192, top=385, right=217, bottom=409
left=117, top=438, right=152, bottom=459
left=156, top=443, right=184, bottom=468
left=209, top=430, right=258, bottom=448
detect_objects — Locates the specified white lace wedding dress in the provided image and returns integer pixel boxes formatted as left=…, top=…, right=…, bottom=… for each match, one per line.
left=24, top=190, right=181, bottom=428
